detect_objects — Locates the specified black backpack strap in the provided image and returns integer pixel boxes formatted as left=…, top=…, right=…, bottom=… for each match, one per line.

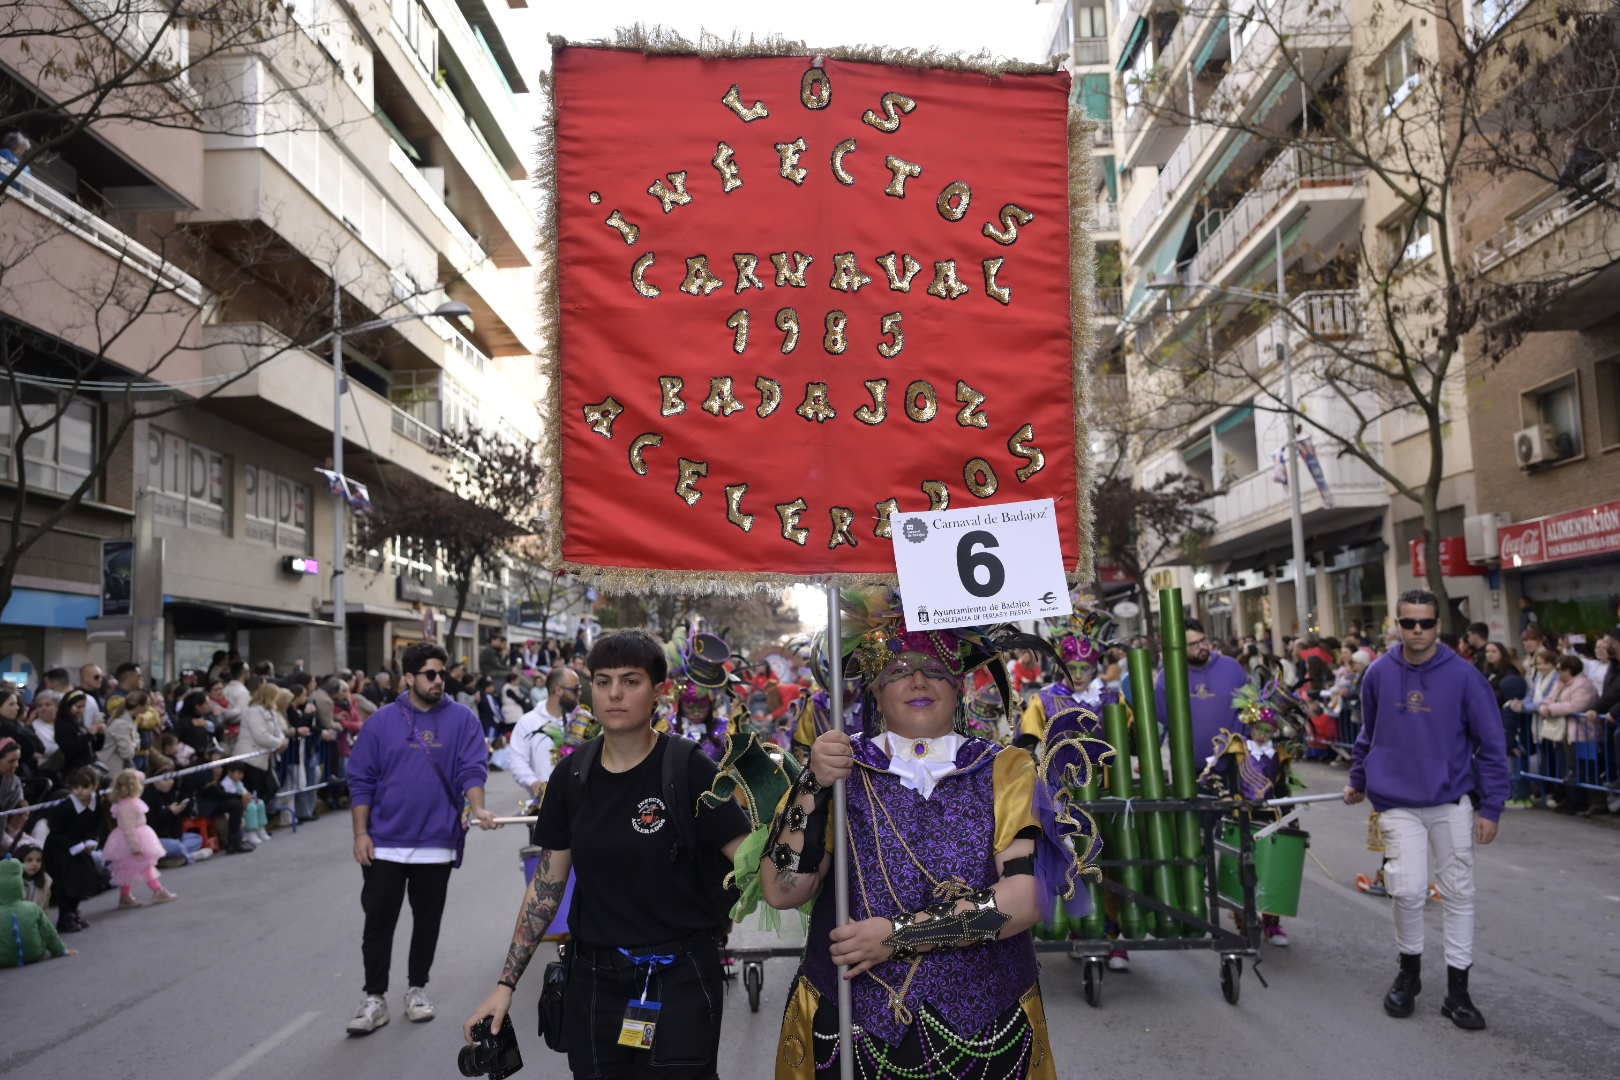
left=531, top=736, right=601, bottom=848
left=661, top=733, right=699, bottom=861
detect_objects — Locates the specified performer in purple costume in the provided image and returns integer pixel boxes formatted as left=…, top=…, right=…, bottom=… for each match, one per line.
left=668, top=631, right=739, bottom=762
left=760, top=590, right=1104, bottom=1080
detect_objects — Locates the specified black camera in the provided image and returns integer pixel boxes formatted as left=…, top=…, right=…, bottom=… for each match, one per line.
left=459, top=1018, right=523, bottom=1080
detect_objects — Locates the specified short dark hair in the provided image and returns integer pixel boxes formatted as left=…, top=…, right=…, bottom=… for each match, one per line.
left=1397, top=588, right=1439, bottom=613
left=587, top=630, right=667, bottom=683
left=66, top=766, right=98, bottom=789
left=401, top=642, right=449, bottom=674
left=1184, top=618, right=1205, bottom=635
left=228, top=661, right=246, bottom=680
left=114, top=661, right=141, bottom=679
left=1466, top=622, right=1490, bottom=639
left=1556, top=654, right=1584, bottom=677
left=43, top=667, right=69, bottom=685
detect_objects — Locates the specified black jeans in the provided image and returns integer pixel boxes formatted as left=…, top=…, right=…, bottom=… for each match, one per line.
left=359, top=860, right=452, bottom=994
left=564, top=936, right=724, bottom=1079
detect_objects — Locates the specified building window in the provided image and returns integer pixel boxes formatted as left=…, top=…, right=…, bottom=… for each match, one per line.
left=1594, top=357, right=1620, bottom=451
left=1520, top=374, right=1583, bottom=463
left=1381, top=27, right=1419, bottom=115
left=1470, top=0, right=1527, bottom=41
left=1075, top=4, right=1107, bottom=39
left=1381, top=216, right=1434, bottom=270
left=147, top=429, right=228, bottom=534
left=391, top=0, right=438, bottom=76
left=0, top=387, right=98, bottom=498
left=243, top=466, right=310, bottom=552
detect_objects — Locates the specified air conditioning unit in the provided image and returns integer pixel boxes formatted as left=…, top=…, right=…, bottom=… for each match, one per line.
left=1463, top=512, right=1511, bottom=562
left=1514, top=424, right=1559, bottom=468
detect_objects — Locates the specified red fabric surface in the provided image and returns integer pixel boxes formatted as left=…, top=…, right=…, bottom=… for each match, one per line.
left=552, top=47, right=1078, bottom=577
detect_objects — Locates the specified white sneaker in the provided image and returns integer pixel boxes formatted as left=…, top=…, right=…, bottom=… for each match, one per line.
left=346, top=995, right=389, bottom=1036
left=403, top=986, right=435, bottom=1023
left=193, top=848, right=213, bottom=861
left=255, top=829, right=272, bottom=844
left=1106, top=949, right=1131, bottom=972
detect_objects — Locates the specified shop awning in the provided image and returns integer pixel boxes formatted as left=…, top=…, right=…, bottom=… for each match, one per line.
left=165, top=597, right=337, bottom=631
left=1117, top=17, right=1149, bottom=72
left=1193, top=16, right=1230, bottom=74
left=0, top=588, right=101, bottom=629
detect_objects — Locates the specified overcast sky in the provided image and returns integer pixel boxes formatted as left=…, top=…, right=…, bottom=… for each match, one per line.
left=538, top=0, right=1060, bottom=65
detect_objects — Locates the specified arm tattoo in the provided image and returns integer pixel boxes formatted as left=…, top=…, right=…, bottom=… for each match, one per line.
left=499, top=850, right=565, bottom=986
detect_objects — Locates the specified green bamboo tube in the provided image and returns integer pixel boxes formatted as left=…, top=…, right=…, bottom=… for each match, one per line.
left=1158, top=589, right=1208, bottom=929
left=1101, top=702, right=1145, bottom=939
left=1127, top=647, right=1180, bottom=936
left=1075, top=765, right=1107, bottom=940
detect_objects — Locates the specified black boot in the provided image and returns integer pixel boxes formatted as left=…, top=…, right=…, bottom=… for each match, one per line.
left=1441, top=965, right=1487, bottom=1030
left=1383, top=952, right=1421, bottom=1017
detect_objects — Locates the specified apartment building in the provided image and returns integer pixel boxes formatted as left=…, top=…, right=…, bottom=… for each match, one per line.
left=1057, top=0, right=1498, bottom=644
left=0, top=0, right=553, bottom=682
left=1457, top=1, right=1620, bottom=639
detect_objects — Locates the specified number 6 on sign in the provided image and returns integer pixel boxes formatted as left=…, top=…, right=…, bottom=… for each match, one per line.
left=892, top=498, right=1072, bottom=632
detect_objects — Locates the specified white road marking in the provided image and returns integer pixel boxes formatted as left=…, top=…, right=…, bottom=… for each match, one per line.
left=1604, top=895, right=1620, bottom=904
left=206, top=1010, right=320, bottom=1080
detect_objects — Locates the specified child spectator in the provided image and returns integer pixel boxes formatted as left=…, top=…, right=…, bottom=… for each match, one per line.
left=42, top=766, right=104, bottom=932
left=223, top=762, right=270, bottom=845
left=16, top=836, right=51, bottom=908
left=0, top=857, right=74, bottom=967
left=158, top=731, right=194, bottom=769
left=128, top=689, right=166, bottom=748
left=104, top=768, right=177, bottom=907
left=187, top=750, right=252, bottom=855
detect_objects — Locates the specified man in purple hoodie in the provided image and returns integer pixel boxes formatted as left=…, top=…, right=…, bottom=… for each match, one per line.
left=345, top=642, right=497, bottom=1036
left=1345, top=589, right=1508, bottom=1032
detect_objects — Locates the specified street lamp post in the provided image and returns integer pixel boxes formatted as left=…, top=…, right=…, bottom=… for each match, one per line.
left=325, top=292, right=472, bottom=671
left=1146, top=222, right=1311, bottom=639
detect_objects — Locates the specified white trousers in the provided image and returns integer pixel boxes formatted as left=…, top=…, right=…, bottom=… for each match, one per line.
left=1378, top=798, right=1476, bottom=969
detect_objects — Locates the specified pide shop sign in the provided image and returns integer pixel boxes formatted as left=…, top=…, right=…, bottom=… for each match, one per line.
left=1498, top=500, right=1620, bottom=568
left=539, top=42, right=1091, bottom=588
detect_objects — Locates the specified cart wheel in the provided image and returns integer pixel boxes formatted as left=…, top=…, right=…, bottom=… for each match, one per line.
left=1082, top=959, right=1103, bottom=1007
left=745, top=961, right=764, bottom=1013
left=1220, top=957, right=1241, bottom=1005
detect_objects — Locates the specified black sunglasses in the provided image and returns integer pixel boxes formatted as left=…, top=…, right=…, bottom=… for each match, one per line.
left=411, top=669, right=446, bottom=681
left=1397, top=618, right=1438, bottom=630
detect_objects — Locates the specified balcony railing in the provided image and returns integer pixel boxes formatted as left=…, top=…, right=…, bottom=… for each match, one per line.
left=1190, top=144, right=1361, bottom=282
left=1473, top=160, right=1617, bottom=273
left=1208, top=444, right=1384, bottom=539
left=2, top=165, right=205, bottom=305
left=391, top=404, right=443, bottom=450
left=1074, top=38, right=1111, bottom=65
left=1091, top=199, right=1120, bottom=232
left=1096, top=287, right=1125, bottom=318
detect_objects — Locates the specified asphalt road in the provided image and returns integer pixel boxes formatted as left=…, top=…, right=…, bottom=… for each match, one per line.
left=4, top=762, right=1616, bottom=1080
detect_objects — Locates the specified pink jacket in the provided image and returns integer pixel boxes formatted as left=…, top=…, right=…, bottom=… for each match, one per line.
left=1540, top=674, right=1598, bottom=742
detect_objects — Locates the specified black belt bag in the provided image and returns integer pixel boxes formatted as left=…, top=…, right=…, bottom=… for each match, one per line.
left=537, top=943, right=570, bottom=1054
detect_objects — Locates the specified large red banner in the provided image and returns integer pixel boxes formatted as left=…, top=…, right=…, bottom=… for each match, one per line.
left=542, top=45, right=1086, bottom=585
left=1498, top=500, right=1620, bottom=568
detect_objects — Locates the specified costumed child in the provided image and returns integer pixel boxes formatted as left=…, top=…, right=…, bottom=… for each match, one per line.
left=1017, top=608, right=1122, bottom=750
left=668, top=632, right=741, bottom=762
left=104, top=768, right=177, bottom=907
left=42, top=766, right=105, bottom=932
left=0, top=857, right=74, bottom=967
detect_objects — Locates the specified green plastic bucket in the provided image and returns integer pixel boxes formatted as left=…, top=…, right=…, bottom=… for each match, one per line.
left=1217, top=821, right=1308, bottom=917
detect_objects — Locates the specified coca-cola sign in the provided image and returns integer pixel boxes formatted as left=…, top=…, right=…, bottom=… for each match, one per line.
left=1498, top=499, right=1620, bottom=567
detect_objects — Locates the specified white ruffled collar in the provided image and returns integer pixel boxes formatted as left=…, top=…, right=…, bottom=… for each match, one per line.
left=881, top=732, right=962, bottom=799
left=1246, top=739, right=1277, bottom=760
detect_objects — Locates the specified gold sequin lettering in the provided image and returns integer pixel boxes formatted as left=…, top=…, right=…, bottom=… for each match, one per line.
left=712, top=142, right=742, bottom=193
left=875, top=252, right=923, bottom=292
left=983, top=203, right=1035, bottom=245
left=801, top=67, right=831, bottom=110
left=963, top=457, right=999, bottom=499
left=904, top=380, right=939, bottom=422
left=862, top=92, right=916, bottom=133
left=829, top=252, right=873, bottom=294
left=726, top=309, right=751, bottom=354
left=883, top=155, right=922, bottom=197
left=701, top=377, right=746, bottom=417
left=659, top=376, right=686, bottom=417
left=776, top=499, right=810, bottom=546
left=771, top=252, right=814, bottom=288
left=874, top=498, right=899, bottom=539
left=631, top=252, right=660, bottom=298
left=926, top=260, right=970, bottom=300
left=982, top=257, right=1011, bottom=305
left=854, top=379, right=890, bottom=425
left=828, top=506, right=859, bottom=550
left=796, top=382, right=836, bottom=423
left=831, top=138, right=858, bottom=185
left=936, top=181, right=972, bottom=222
left=756, top=377, right=783, bottom=418
left=675, top=458, right=709, bottom=506
left=776, top=137, right=809, bottom=185
left=733, top=253, right=765, bottom=293
left=775, top=308, right=801, bottom=354
left=721, top=84, right=769, bottom=122
left=956, top=381, right=988, bottom=428
left=680, top=256, right=725, bottom=297
left=1009, top=423, right=1046, bottom=481
left=604, top=209, right=640, bottom=245
left=823, top=311, right=848, bottom=355
left=629, top=433, right=663, bottom=476
left=877, top=312, right=904, bottom=358
left=582, top=396, right=623, bottom=438
left=647, top=171, right=693, bottom=214
left=921, top=480, right=950, bottom=510
left=726, top=484, right=756, bottom=532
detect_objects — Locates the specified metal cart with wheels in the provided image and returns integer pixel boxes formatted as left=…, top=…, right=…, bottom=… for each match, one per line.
left=725, top=918, right=807, bottom=1013
left=1037, top=796, right=1266, bottom=1008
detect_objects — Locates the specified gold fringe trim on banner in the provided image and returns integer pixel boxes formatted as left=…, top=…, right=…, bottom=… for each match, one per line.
left=534, top=28, right=1096, bottom=596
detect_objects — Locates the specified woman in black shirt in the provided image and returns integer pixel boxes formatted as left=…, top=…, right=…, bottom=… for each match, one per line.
left=465, top=630, right=750, bottom=1079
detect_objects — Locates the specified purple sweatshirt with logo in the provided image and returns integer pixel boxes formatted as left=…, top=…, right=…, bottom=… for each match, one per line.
left=1156, top=652, right=1250, bottom=761
left=348, top=695, right=487, bottom=849
left=1349, top=643, right=1510, bottom=822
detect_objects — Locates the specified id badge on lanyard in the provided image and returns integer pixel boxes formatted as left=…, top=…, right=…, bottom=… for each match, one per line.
left=616, top=950, right=677, bottom=1050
